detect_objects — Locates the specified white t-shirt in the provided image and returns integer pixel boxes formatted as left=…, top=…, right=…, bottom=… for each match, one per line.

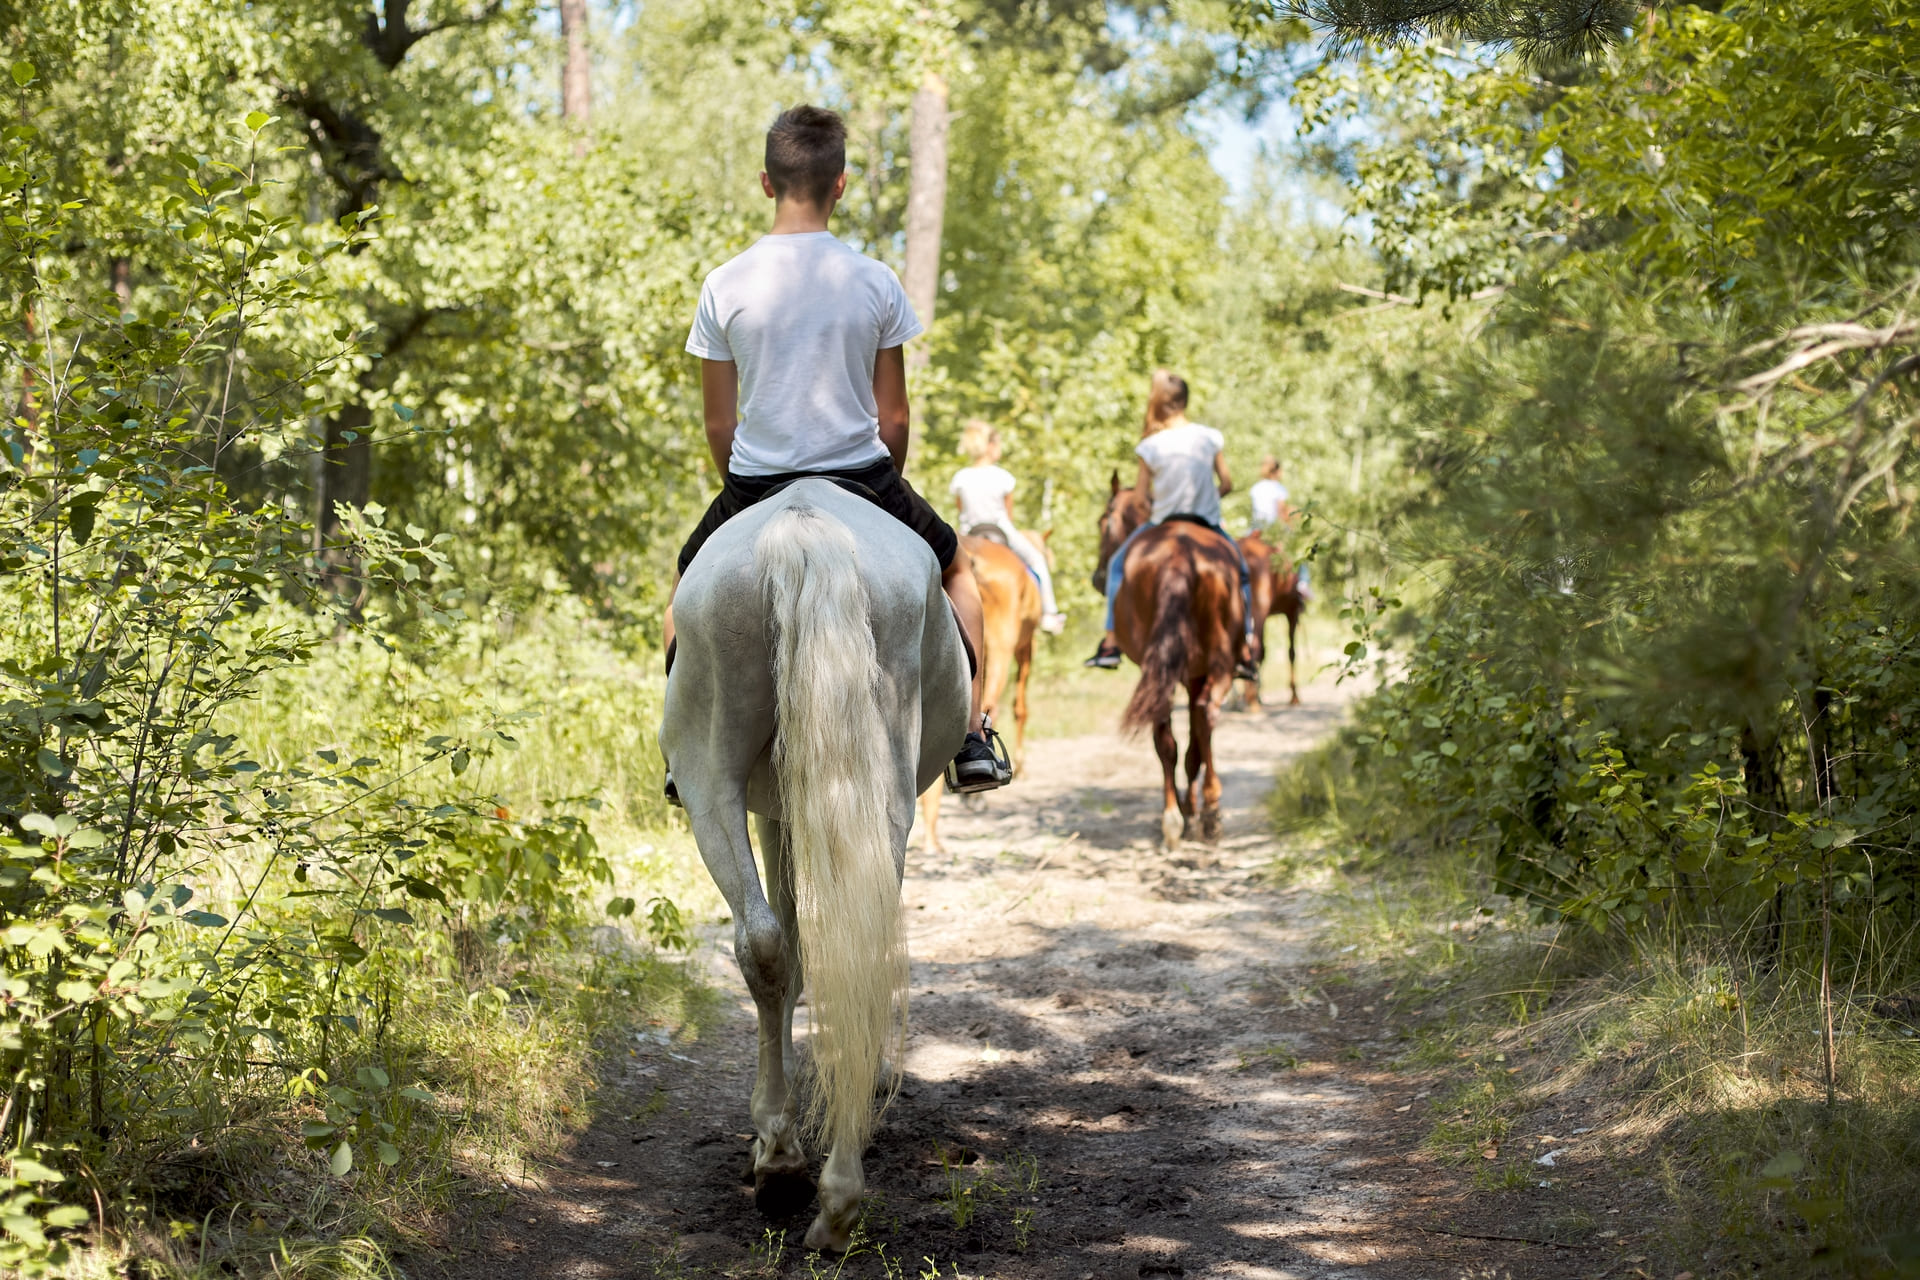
left=950, top=464, right=1016, bottom=530
left=1250, top=477, right=1289, bottom=529
left=686, top=232, right=923, bottom=477
left=1136, top=422, right=1225, bottom=526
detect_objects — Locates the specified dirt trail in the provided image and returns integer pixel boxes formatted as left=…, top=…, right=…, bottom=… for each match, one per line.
left=437, top=676, right=1548, bottom=1280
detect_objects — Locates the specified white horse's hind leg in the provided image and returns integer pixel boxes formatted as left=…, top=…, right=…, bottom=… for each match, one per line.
left=807, top=1142, right=865, bottom=1252
left=754, top=816, right=806, bottom=1089
left=688, top=803, right=812, bottom=1217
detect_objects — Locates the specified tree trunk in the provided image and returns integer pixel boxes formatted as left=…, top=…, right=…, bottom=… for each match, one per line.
left=902, top=68, right=949, bottom=460
left=560, top=0, right=590, bottom=132
left=902, top=67, right=949, bottom=355
left=18, top=304, right=38, bottom=439
left=317, top=400, right=373, bottom=597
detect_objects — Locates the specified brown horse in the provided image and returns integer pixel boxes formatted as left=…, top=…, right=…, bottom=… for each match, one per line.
left=1238, top=528, right=1304, bottom=708
left=1093, top=475, right=1248, bottom=850
left=918, top=528, right=1046, bottom=856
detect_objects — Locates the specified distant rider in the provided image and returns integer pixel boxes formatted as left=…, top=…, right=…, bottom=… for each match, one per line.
left=949, top=420, right=1066, bottom=635
left=1085, top=370, right=1258, bottom=680
left=1248, top=455, right=1309, bottom=600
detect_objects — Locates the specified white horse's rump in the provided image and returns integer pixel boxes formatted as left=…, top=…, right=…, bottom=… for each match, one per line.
left=659, top=480, right=968, bottom=1251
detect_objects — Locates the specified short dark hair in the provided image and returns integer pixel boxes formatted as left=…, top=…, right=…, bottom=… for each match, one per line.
left=765, top=105, right=846, bottom=206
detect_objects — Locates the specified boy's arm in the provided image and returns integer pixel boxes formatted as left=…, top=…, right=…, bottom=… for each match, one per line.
left=701, top=359, right=739, bottom=473
left=1134, top=458, right=1154, bottom=505
left=874, top=345, right=910, bottom=471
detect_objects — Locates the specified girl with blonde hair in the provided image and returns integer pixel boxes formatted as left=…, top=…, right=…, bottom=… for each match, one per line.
left=949, top=421, right=1066, bottom=634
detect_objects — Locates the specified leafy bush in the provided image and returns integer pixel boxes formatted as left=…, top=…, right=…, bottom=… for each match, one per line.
left=0, top=72, right=685, bottom=1273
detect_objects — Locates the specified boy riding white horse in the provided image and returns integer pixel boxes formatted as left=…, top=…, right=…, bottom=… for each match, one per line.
left=657, top=104, right=999, bottom=1253
left=664, top=105, right=1010, bottom=798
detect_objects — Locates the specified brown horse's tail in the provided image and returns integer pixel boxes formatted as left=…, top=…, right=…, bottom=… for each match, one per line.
left=1122, top=546, right=1196, bottom=735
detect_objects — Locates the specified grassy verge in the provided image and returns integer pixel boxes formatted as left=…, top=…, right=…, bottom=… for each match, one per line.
left=1270, top=737, right=1920, bottom=1280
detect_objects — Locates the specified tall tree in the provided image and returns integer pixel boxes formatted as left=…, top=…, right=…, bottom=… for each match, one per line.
left=560, top=0, right=591, bottom=126
left=901, top=64, right=949, bottom=355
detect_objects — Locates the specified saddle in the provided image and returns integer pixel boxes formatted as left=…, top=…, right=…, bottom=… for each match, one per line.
left=964, top=523, right=1042, bottom=591
left=966, top=523, right=1010, bottom=547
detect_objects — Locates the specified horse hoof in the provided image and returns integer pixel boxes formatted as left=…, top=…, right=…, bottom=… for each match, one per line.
left=754, top=1164, right=816, bottom=1218
left=1160, top=809, right=1184, bottom=852
left=1201, top=809, right=1222, bottom=843
left=804, top=1209, right=856, bottom=1254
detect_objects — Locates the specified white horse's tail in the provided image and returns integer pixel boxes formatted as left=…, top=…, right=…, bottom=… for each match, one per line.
left=755, top=505, right=906, bottom=1159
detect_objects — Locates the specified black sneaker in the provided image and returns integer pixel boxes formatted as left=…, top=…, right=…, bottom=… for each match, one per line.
left=1234, top=660, right=1260, bottom=682
left=664, top=771, right=683, bottom=808
left=946, top=725, right=1012, bottom=794
left=1084, top=641, right=1122, bottom=670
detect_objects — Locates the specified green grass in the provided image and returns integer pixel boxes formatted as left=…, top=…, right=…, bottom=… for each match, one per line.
left=1272, top=735, right=1920, bottom=1280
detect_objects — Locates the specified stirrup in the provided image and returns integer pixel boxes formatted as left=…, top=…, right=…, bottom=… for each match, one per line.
left=946, top=718, right=1013, bottom=795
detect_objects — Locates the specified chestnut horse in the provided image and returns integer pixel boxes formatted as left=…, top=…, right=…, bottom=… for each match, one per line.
left=1238, top=528, right=1304, bottom=708
left=1093, top=475, right=1249, bottom=850
left=919, top=528, right=1047, bottom=856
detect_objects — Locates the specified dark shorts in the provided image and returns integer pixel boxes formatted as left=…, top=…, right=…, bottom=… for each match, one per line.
left=676, top=458, right=959, bottom=576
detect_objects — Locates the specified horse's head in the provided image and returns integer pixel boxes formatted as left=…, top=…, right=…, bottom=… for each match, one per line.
left=1091, top=469, right=1149, bottom=593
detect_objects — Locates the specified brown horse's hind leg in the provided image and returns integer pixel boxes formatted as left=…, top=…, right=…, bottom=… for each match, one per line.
left=918, top=783, right=944, bottom=858
left=1011, top=630, right=1034, bottom=774
left=1181, top=686, right=1208, bottom=841
left=1151, top=717, right=1184, bottom=852
left=1287, top=609, right=1301, bottom=706
left=1192, top=686, right=1223, bottom=843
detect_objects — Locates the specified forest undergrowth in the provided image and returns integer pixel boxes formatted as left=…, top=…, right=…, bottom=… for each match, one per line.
left=1269, top=739, right=1920, bottom=1280
left=34, top=599, right=725, bottom=1280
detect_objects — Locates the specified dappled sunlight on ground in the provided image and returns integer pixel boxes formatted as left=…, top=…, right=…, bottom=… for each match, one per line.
left=428, top=664, right=1601, bottom=1280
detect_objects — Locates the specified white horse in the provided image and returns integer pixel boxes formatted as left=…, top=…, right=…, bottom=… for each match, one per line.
left=659, top=479, right=969, bottom=1252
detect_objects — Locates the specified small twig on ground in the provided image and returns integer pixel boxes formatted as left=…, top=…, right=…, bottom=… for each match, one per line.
left=1001, top=833, right=1078, bottom=914
left=1414, top=1223, right=1595, bottom=1250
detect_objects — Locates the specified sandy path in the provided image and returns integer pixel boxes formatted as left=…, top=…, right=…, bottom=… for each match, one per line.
left=436, top=675, right=1518, bottom=1280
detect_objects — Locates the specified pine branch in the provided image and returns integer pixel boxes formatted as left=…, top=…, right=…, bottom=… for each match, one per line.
left=1241, top=0, right=1644, bottom=63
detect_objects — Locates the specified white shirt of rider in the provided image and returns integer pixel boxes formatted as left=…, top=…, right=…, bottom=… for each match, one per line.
left=1250, top=477, right=1289, bottom=529
left=685, top=232, right=923, bottom=477
left=1136, top=422, right=1225, bottom=526
left=950, top=464, right=1016, bottom=530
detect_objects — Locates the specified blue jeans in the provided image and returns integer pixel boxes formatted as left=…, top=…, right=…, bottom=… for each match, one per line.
left=1103, top=519, right=1256, bottom=640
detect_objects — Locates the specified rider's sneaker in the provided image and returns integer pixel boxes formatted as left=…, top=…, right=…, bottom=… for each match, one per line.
left=1084, top=641, right=1122, bottom=669
left=948, top=727, right=1012, bottom=794
left=1040, top=612, right=1067, bottom=635
left=1234, top=659, right=1260, bottom=682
